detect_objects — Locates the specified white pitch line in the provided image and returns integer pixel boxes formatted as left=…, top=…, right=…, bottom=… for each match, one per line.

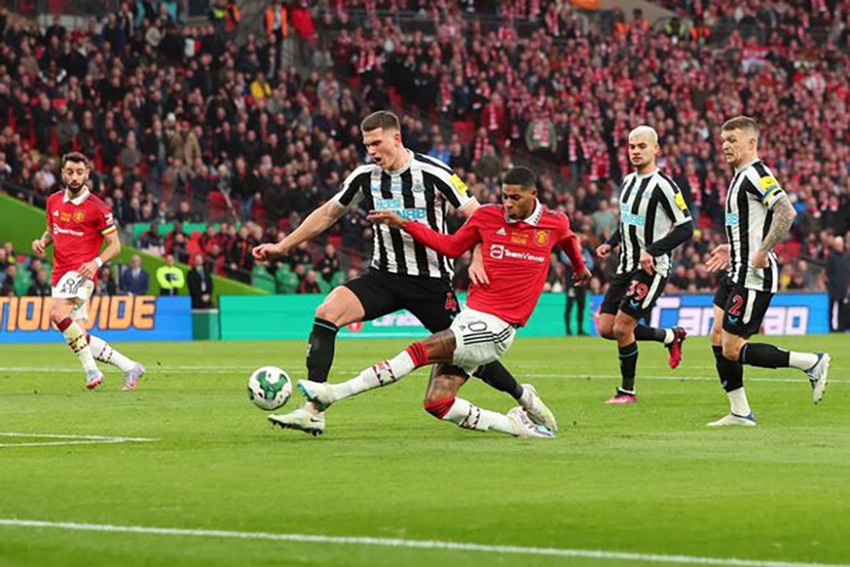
left=0, top=519, right=844, bottom=567
left=0, top=432, right=157, bottom=449
left=0, top=367, right=842, bottom=385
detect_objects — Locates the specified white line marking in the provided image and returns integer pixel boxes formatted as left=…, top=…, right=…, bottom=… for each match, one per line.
left=0, top=367, right=841, bottom=385
left=0, top=432, right=157, bottom=449
left=0, top=519, right=844, bottom=567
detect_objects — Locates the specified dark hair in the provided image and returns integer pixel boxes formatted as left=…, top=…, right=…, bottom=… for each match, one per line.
left=721, top=116, right=759, bottom=137
left=61, top=152, right=90, bottom=168
left=502, top=166, right=537, bottom=189
left=360, top=110, right=401, bottom=133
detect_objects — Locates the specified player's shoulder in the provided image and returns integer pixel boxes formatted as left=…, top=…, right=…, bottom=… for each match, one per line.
left=474, top=203, right=502, bottom=218
left=654, top=169, right=680, bottom=191
left=85, top=191, right=111, bottom=210
left=46, top=190, right=64, bottom=207
left=344, top=164, right=376, bottom=182
left=540, top=205, right=570, bottom=226
left=412, top=153, right=454, bottom=176
left=748, top=160, right=780, bottom=182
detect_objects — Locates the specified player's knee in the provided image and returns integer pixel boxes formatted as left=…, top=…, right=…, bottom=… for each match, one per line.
left=722, top=341, right=741, bottom=362
left=424, top=396, right=455, bottom=419
left=612, top=321, right=631, bottom=341
left=597, top=319, right=614, bottom=339
left=50, top=305, right=67, bottom=326
left=314, top=300, right=342, bottom=325
left=710, top=327, right=723, bottom=347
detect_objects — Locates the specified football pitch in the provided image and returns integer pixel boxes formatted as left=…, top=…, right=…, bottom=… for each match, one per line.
left=0, top=335, right=848, bottom=567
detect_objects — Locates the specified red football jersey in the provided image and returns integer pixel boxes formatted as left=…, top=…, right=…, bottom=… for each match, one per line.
left=46, top=188, right=117, bottom=285
left=403, top=203, right=586, bottom=326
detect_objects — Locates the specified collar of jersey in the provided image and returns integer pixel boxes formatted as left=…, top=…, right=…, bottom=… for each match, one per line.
left=505, top=200, right=542, bottom=226
left=634, top=167, right=658, bottom=180
left=383, top=149, right=414, bottom=175
left=63, top=186, right=90, bottom=205
left=734, top=158, right=761, bottom=174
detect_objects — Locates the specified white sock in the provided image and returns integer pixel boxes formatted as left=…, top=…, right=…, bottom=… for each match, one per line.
left=443, top=398, right=514, bottom=435
left=331, top=351, right=416, bottom=401
left=88, top=335, right=136, bottom=372
left=727, top=387, right=751, bottom=417
left=663, top=329, right=675, bottom=345
left=61, top=321, right=98, bottom=373
left=788, top=351, right=819, bottom=371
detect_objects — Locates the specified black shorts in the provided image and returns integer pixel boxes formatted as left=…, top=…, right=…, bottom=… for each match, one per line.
left=713, top=277, right=773, bottom=338
left=344, top=268, right=460, bottom=333
left=599, top=270, right=668, bottom=319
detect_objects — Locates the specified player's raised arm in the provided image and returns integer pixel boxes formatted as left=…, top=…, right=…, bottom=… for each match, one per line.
left=368, top=209, right=482, bottom=259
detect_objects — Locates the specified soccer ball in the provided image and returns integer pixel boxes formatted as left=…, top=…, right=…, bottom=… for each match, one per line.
left=247, top=366, right=292, bottom=411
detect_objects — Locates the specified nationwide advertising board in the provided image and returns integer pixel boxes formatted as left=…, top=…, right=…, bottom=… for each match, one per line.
left=219, top=292, right=829, bottom=341
left=0, top=296, right=192, bottom=343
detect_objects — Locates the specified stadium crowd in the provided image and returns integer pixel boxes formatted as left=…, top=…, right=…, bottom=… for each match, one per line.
left=0, top=1, right=849, bottom=300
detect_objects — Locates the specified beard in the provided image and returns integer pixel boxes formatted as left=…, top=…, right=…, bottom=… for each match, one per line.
left=66, top=181, right=85, bottom=194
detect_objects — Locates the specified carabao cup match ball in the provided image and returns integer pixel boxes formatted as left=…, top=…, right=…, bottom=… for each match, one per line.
left=247, top=366, right=292, bottom=411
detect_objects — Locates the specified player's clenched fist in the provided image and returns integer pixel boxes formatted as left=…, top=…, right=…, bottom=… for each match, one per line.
left=32, top=238, right=47, bottom=256
left=572, top=267, right=592, bottom=286
left=252, top=243, right=283, bottom=261
left=595, top=243, right=611, bottom=259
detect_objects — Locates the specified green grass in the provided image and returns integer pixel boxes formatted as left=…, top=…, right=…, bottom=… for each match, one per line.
left=0, top=336, right=848, bottom=567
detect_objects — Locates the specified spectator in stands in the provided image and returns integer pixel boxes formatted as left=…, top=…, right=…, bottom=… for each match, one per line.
left=187, top=253, right=214, bottom=308
left=95, top=266, right=118, bottom=296
left=315, top=243, right=340, bottom=284
left=1, top=264, right=17, bottom=296
left=140, top=223, right=166, bottom=255
left=298, top=269, right=322, bottom=294
left=121, top=254, right=150, bottom=295
left=28, top=267, right=51, bottom=297
left=827, top=236, right=849, bottom=332
left=157, top=254, right=186, bottom=295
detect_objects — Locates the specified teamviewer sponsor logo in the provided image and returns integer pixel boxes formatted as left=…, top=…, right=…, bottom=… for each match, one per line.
left=489, top=244, right=544, bottom=263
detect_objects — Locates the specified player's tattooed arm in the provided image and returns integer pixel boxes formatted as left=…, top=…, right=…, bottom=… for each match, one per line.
left=754, top=196, right=796, bottom=268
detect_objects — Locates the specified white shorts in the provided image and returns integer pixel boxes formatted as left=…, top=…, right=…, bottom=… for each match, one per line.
left=449, top=308, right=517, bottom=374
left=51, top=271, right=95, bottom=321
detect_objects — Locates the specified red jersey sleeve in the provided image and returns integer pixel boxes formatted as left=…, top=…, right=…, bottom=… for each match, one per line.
left=46, top=197, right=54, bottom=232
left=402, top=211, right=482, bottom=259
left=556, top=213, right=586, bottom=272
left=96, top=203, right=118, bottom=236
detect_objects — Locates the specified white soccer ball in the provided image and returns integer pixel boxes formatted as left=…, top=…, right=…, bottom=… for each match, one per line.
left=247, top=366, right=292, bottom=411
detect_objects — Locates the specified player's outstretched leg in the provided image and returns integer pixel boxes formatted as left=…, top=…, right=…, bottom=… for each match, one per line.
left=55, top=314, right=102, bottom=389
left=423, top=369, right=553, bottom=438
left=709, top=345, right=756, bottom=427
left=87, top=334, right=145, bottom=390
left=634, top=324, right=687, bottom=369
left=735, top=343, right=830, bottom=404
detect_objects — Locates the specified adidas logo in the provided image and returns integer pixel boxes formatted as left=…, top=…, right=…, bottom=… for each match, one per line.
left=496, top=228, right=507, bottom=236
left=53, top=210, right=59, bottom=216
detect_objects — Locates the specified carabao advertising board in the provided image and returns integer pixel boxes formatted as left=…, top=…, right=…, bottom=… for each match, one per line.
left=219, top=292, right=828, bottom=340
left=0, top=296, right=192, bottom=343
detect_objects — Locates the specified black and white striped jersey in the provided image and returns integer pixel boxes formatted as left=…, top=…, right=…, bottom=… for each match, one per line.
left=616, top=169, right=692, bottom=278
left=724, top=159, right=784, bottom=293
left=332, top=151, right=476, bottom=279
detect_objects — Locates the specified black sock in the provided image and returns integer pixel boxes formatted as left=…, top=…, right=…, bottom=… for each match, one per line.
left=713, top=345, right=744, bottom=392
left=474, top=361, right=524, bottom=400
left=306, top=318, right=339, bottom=383
left=740, top=343, right=791, bottom=369
left=618, top=342, right=638, bottom=392
left=634, top=324, right=666, bottom=343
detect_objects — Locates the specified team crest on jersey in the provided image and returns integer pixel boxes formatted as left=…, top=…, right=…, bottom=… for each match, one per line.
left=510, top=231, right=529, bottom=245
left=534, top=230, right=550, bottom=246
left=73, top=210, right=86, bottom=222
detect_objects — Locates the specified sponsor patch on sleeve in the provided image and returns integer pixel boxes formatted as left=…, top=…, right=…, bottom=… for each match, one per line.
left=449, top=173, right=468, bottom=195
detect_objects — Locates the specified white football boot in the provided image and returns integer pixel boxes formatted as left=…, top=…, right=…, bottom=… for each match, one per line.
left=707, top=412, right=757, bottom=427
left=507, top=407, right=555, bottom=438
left=520, top=384, right=558, bottom=432
left=296, top=379, right=336, bottom=411
left=123, top=362, right=145, bottom=391
left=85, top=369, right=104, bottom=390
left=805, top=353, right=830, bottom=404
left=268, top=404, right=326, bottom=436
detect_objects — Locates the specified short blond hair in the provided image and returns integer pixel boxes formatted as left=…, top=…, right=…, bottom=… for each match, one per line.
left=628, top=125, right=658, bottom=144
left=721, top=116, right=759, bottom=139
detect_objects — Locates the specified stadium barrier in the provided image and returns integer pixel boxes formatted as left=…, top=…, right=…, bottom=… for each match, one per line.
left=218, top=292, right=829, bottom=341
left=0, top=296, right=192, bottom=343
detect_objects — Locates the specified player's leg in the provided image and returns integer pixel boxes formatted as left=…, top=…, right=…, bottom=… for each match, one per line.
left=596, top=276, right=624, bottom=340
left=565, top=294, right=575, bottom=335
left=296, top=329, right=455, bottom=409
left=720, top=288, right=829, bottom=403
left=405, top=282, right=526, bottom=405
left=607, top=310, right=639, bottom=403
left=576, top=287, right=587, bottom=335
left=84, top=331, right=145, bottom=390
left=422, top=365, right=551, bottom=438
left=707, top=280, right=754, bottom=426
left=50, top=296, right=103, bottom=389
